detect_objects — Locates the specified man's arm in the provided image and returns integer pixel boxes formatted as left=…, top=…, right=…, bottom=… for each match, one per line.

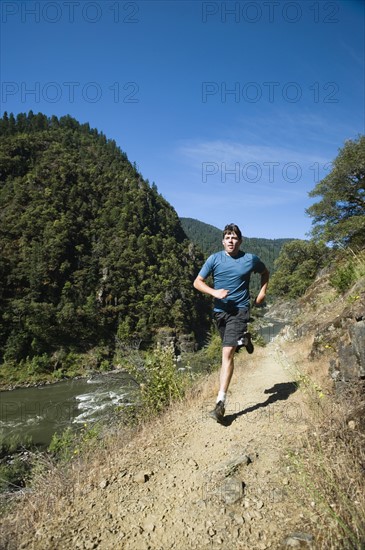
left=193, top=275, right=229, bottom=300
left=255, top=268, right=269, bottom=305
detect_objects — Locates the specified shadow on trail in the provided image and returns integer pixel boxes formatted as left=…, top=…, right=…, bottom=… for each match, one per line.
left=222, top=381, right=298, bottom=427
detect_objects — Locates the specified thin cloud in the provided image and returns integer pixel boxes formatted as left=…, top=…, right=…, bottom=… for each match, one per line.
left=178, top=140, right=329, bottom=167
left=167, top=186, right=308, bottom=209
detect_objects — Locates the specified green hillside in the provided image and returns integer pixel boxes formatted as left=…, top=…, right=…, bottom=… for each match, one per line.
left=0, top=112, right=210, bottom=375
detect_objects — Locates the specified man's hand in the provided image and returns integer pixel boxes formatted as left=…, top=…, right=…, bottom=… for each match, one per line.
left=213, top=288, right=229, bottom=300
left=255, top=290, right=266, bottom=305
left=193, top=276, right=228, bottom=300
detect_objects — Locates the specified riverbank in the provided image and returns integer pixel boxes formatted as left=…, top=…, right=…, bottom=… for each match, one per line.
left=2, top=333, right=364, bottom=549
left=0, top=311, right=283, bottom=393
left=0, top=347, right=207, bottom=393
left=0, top=363, right=129, bottom=392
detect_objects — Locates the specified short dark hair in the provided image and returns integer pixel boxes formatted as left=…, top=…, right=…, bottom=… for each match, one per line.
left=223, top=223, right=242, bottom=240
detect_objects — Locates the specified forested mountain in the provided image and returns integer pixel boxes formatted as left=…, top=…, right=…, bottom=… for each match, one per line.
left=180, top=217, right=292, bottom=294
left=0, top=112, right=210, bottom=370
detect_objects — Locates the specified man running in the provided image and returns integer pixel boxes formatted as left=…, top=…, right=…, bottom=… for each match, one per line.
left=193, top=223, right=269, bottom=424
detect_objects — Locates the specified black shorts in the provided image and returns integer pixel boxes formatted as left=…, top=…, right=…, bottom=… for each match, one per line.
left=214, top=308, right=250, bottom=347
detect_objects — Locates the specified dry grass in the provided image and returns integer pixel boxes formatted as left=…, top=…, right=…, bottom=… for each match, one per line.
left=0, top=364, right=215, bottom=550
left=292, top=388, right=365, bottom=549
left=0, top=415, right=143, bottom=549
left=1, top=332, right=363, bottom=549
left=275, top=334, right=365, bottom=548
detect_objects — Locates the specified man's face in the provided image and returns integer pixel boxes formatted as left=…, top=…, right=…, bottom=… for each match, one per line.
left=222, top=232, right=242, bottom=256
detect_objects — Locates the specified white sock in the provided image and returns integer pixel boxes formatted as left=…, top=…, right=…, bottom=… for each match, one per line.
left=217, top=391, right=226, bottom=404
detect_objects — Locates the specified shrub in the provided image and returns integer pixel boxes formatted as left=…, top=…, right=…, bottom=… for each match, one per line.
left=48, top=427, right=77, bottom=462
left=0, top=434, right=33, bottom=457
left=125, top=343, right=188, bottom=416
left=0, top=435, right=35, bottom=493
left=330, top=262, right=356, bottom=293
left=201, top=331, right=222, bottom=367
left=26, top=354, right=51, bottom=375
left=329, top=249, right=365, bottom=294
left=48, top=422, right=102, bottom=463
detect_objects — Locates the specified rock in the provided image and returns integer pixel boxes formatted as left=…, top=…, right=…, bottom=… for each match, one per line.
left=233, top=513, right=245, bottom=525
left=188, top=458, right=199, bottom=469
left=247, top=452, right=258, bottom=463
left=264, top=300, right=298, bottom=323
left=346, top=403, right=365, bottom=431
left=215, top=453, right=251, bottom=476
left=178, top=333, right=197, bottom=353
left=142, top=517, right=156, bottom=532
left=284, top=538, right=301, bottom=547
left=284, top=532, right=314, bottom=547
left=134, top=472, right=149, bottom=484
left=220, top=477, right=244, bottom=505
left=99, top=479, right=109, bottom=489
left=312, top=299, right=365, bottom=384
left=350, top=320, right=365, bottom=376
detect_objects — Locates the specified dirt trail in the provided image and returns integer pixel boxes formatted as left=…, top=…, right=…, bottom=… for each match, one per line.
left=21, top=341, right=315, bottom=550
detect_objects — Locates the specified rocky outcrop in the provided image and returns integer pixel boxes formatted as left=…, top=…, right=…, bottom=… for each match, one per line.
left=278, top=277, right=365, bottom=387
left=329, top=319, right=365, bottom=383
left=264, top=300, right=299, bottom=323
left=313, top=282, right=365, bottom=384
left=155, top=328, right=197, bottom=354
left=177, top=333, right=197, bottom=353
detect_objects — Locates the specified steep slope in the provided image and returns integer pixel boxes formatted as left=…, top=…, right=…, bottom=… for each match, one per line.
left=0, top=113, right=210, bottom=370
left=2, top=267, right=365, bottom=549
left=5, top=343, right=316, bottom=550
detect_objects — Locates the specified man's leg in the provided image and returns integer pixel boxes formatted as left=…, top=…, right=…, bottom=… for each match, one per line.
left=210, top=345, right=236, bottom=424
left=220, top=345, right=236, bottom=393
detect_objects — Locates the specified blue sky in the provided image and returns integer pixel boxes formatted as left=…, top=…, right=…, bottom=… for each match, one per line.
left=1, top=0, right=364, bottom=238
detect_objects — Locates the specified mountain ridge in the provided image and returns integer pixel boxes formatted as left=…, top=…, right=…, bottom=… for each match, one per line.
left=0, top=112, right=210, bottom=377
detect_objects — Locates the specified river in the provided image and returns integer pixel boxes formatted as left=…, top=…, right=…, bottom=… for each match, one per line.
left=0, top=371, right=136, bottom=447
left=0, top=318, right=285, bottom=447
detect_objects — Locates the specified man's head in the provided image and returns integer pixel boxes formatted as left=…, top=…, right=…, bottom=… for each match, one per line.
left=222, top=224, right=242, bottom=240
left=222, top=223, right=242, bottom=256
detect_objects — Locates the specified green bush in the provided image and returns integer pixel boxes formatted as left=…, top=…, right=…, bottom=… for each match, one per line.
left=125, top=343, right=188, bottom=416
left=201, top=331, right=222, bottom=367
left=0, top=457, right=31, bottom=492
left=330, top=261, right=356, bottom=293
left=26, top=354, right=51, bottom=375
left=0, top=434, right=34, bottom=458
left=48, top=423, right=102, bottom=462
left=0, top=434, right=35, bottom=493
left=48, top=427, right=76, bottom=462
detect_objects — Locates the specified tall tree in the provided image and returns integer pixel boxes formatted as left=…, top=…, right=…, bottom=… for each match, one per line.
left=306, top=135, right=365, bottom=247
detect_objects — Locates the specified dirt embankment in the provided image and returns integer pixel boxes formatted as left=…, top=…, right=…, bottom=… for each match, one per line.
left=10, top=337, right=325, bottom=550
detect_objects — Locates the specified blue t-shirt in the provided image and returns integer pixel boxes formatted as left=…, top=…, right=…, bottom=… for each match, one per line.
left=199, top=251, right=265, bottom=312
